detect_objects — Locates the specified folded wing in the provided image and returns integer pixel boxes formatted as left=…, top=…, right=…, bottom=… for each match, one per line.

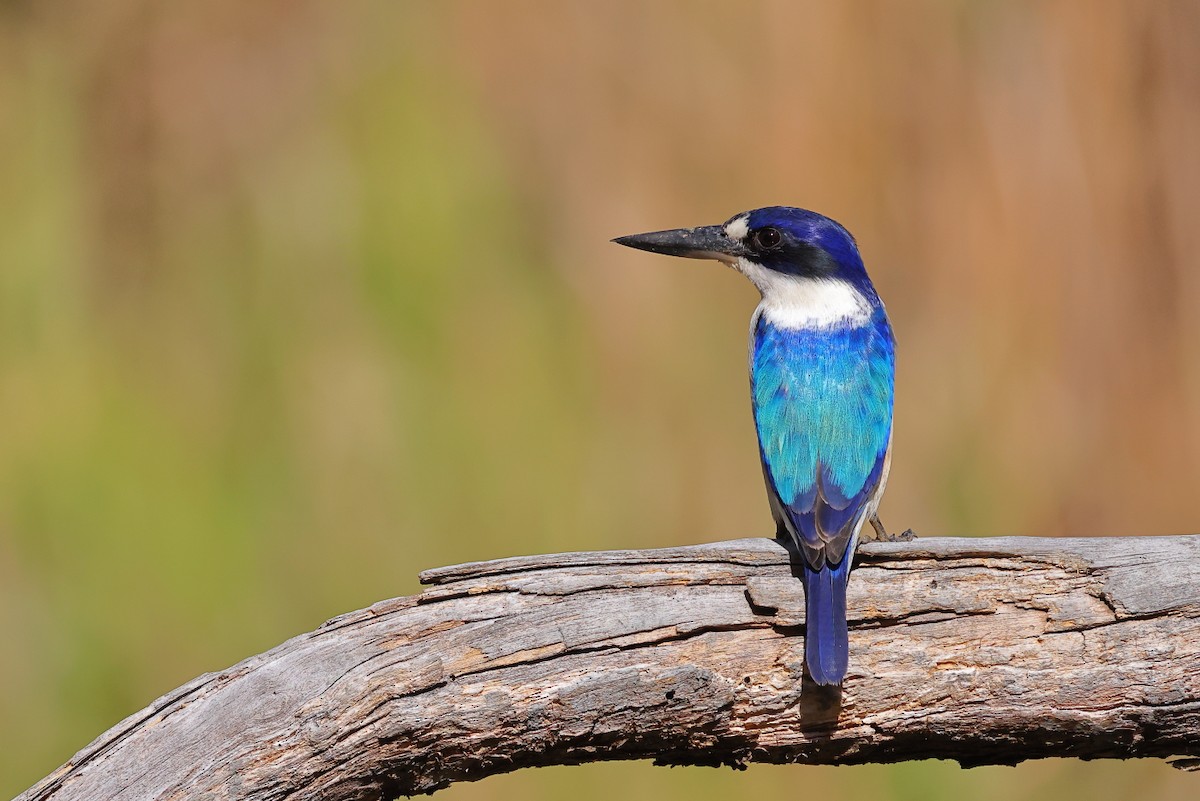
left=751, top=313, right=894, bottom=568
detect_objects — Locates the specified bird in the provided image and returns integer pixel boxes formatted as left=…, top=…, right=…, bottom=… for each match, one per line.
left=613, top=207, right=896, bottom=686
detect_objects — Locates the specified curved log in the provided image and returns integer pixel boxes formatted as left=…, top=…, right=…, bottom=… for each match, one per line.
left=17, top=535, right=1200, bottom=800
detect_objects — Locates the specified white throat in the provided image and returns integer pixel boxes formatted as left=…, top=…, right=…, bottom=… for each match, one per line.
left=734, top=257, right=872, bottom=330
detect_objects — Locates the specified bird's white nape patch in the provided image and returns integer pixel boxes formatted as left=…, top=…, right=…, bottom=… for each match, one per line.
left=760, top=278, right=873, bottom=329
left=723, top=215, right=749, bottom=242
left=736, top=258, right=872, bottom=329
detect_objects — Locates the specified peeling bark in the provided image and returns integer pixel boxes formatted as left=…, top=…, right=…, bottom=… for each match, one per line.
left=18, top=536, right=1200, bottom=800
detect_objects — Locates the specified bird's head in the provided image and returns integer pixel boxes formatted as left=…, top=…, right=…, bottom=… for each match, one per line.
left=614, top=206, right=880, bottom=329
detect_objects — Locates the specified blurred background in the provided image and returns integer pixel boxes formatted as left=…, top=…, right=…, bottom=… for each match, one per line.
left=2, top=0, right=1199, bottom=798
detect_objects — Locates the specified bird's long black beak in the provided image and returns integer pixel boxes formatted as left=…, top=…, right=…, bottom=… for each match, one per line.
left=612, top=225, right=744, bottom=261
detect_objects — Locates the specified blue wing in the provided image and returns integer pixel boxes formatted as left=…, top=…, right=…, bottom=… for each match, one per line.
left=752, top=310, right=893, bottom=685
left=751, top=310, right=894, bottom=569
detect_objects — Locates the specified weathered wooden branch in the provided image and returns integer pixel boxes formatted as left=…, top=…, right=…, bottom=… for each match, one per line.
left=18, top=535, right=1200, bottom=800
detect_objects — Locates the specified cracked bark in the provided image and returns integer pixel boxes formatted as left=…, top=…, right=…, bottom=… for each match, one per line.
left=17, top=536, right=1200, bottom=801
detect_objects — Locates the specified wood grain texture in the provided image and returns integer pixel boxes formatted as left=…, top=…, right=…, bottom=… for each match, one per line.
left=18, top=536, right=1200, bottom=800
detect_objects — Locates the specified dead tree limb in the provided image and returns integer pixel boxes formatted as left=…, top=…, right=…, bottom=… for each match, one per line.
left=17, top=535, right=1200, bottom=800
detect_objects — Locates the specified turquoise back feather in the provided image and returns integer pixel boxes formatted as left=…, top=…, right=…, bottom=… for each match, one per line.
left=751, top=309, right=894, bottom=564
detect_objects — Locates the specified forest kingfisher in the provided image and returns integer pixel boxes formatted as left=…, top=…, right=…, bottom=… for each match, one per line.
left=614, top=207, right=897, bottom=686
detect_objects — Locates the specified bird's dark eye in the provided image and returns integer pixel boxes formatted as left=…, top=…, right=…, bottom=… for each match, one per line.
left=751, top=227, right=782, bottom=250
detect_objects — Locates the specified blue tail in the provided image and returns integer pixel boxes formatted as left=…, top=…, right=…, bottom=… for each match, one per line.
left=801, top=556, right=852, bottom=685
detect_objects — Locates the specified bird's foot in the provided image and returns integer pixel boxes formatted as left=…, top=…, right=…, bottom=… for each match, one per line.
left=863, top=514, right=916, bottom=543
